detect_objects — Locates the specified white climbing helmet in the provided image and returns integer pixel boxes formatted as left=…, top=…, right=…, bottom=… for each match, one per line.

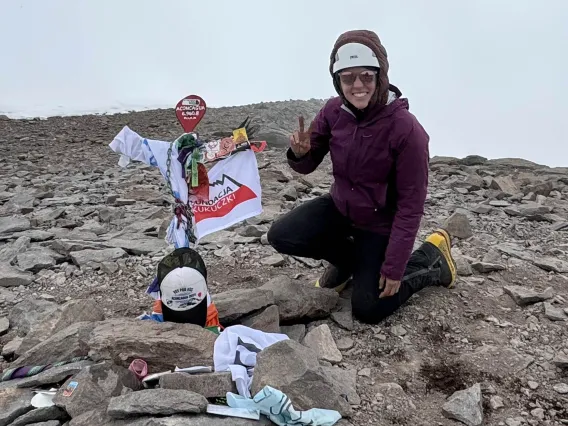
left=332, top=42, right=380, bottom=74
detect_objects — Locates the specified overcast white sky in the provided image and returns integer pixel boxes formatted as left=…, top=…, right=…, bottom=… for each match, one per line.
left=1, top=0, right=567, bottom=166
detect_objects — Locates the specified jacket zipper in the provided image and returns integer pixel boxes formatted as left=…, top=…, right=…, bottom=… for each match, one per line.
left=340, top=105, right=358, bottom=224
left=345, top=125, right=359, bottom=222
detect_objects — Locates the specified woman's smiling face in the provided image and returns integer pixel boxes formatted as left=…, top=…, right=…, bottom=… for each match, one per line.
left=338, top=67, right=377, bottom=109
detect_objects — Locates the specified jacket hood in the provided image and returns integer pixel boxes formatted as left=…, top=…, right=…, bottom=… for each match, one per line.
left=329, top=30, right=390, bottom=108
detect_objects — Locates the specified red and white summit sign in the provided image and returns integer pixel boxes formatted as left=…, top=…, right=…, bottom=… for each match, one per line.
left=175, top=95, right=207, bottom=133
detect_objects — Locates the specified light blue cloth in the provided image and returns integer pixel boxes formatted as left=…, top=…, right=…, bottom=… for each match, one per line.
left=137, top=312, right=164, bottom=322
left=227, top=385, right=342, bottom=426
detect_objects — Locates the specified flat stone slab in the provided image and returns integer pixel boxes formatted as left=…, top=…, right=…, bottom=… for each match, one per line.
left=159, top=372, right=237, bottom=398
left=503, top=285, right=554, bottom=306
left=16, top=360, right=94, bottom=389
left=214, top=288, right=274, bottom=323
left=459, top=345, right=534, bottom=379
left=107, top=388, right=207, bottom=419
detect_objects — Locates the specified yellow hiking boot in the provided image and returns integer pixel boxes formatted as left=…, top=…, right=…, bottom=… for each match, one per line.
left=315, top=264, right=351, bottom=293
left=424, top=228, right=457, bottom=288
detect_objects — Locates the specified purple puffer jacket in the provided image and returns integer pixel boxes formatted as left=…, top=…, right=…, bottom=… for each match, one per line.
left=286, top=91, right=430, bottom=281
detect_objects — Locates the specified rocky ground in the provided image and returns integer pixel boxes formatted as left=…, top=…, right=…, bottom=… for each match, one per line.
left=0, top=102, right=568, bottom=426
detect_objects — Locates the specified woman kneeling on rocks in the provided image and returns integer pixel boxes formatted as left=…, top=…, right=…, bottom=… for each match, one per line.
left=267, top=29, right=457, bottom=325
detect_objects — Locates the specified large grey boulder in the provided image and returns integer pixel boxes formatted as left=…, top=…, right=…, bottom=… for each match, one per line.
left=12, top=322, right=96, bottom=368
left=53, top=361, right=141, bottom=418
left=260, top=276, right=338, bottom=322
left=251, top=339, right=352, bottom=417
left=17, top=299, right=105, bottom=355
left=87, top=319, right=217, bottom=371
left=214, top=288, right=274, bottom=323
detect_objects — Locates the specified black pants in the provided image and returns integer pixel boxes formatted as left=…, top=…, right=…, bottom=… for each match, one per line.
left=267, top=195, right=442, bottom=324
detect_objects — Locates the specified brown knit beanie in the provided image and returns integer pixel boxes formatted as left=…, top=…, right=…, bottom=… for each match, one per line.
left=329, top=30, right=390, bottom=107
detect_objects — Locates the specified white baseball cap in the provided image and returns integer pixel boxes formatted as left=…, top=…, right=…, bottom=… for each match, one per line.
left=160, top=266, right=208, bottom=324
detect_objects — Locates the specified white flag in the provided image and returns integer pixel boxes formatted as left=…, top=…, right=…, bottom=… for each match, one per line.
left=192, top=148, right=262, bottom=240
left=109, top=126, right=263, bottom=247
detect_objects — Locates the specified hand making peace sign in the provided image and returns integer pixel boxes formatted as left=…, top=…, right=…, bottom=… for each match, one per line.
left=290, top=116, right=312, bottom=158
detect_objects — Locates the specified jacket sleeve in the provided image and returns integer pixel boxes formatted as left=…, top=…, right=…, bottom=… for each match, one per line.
left=380, top=121, right=430, bottom=281
left=286, top=105, right=331, bottom=174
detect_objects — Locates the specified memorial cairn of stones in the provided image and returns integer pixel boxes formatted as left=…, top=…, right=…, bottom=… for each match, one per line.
left=1, top=102, right=568, bottom=425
